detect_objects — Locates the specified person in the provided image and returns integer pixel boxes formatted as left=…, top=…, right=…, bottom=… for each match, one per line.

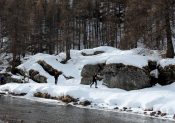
left=90, top=73, right=98, bottom=88
left=54, top=71, right=60, bottom=85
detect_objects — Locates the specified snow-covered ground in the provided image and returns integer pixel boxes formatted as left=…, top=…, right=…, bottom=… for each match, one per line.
left=0, top=46, right=175, bottom=120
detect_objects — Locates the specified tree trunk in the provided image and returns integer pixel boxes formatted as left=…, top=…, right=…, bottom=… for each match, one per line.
left=165, top=3, right=174, bottom=58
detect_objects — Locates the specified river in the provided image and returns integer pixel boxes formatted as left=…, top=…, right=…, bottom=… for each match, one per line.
left=0, top=95, right=173, bottom=123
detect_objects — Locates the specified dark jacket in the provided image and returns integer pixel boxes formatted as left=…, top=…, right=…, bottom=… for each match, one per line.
left=93, top=75, right=97, bottom=82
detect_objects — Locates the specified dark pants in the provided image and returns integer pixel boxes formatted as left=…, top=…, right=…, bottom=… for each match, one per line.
left=90, top=80, right=97, bottom=88
left=55, top=78, right=58, bottom=85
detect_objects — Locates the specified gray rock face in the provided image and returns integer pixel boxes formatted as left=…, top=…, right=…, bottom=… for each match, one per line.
left=81, top=64, right=105, bottom=85
left=103, top=64, right=151, bottom=90
left=81, top=51, right=105, bottom=56
left=81, top=64, right=100, bottom=77
left=158, top=65, right=175, bottom=85
left=37, top=60, right=62, bottom=76
left=33, top=74, right=47, bottom=83
left=0, top=73, right=23, bottom=85
left=15, top=68, right=26, bottom=76
left=29, top=69, right=47, bottom=83
left=81, top=77, right=93, bottom=85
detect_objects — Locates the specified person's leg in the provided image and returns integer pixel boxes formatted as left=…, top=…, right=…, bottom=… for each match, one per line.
left=95, top=81, right=97, bottom=88
left=90, top=81, right=94, bottom=88
left=55, top=78, right=57, bottom=85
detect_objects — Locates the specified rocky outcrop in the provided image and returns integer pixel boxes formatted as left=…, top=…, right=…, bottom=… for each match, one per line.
left=103, top=63, right=151, bottom=90
left=14, top=68, right=26, bottom=76
left=148, top=60, right=157, bottom=71
left=37, top=60, right=62, bottom=76
left=79, top=100, right=91, bottom=106
left=81, top=51, right=105, bottom=56
left=0, top=73, right=23, bottom=85
left=81, top=64, right=105, bottom=85
left=81, top=63, right=151, bottom=90
left=158, top=65, right=175, bottom=85
left=29, top=69, right=47, bottom=83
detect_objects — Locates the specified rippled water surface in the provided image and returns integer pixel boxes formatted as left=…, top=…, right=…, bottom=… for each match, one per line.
left=0, top=95, right=173, bottom=123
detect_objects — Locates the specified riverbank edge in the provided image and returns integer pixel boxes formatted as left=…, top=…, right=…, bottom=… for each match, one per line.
left=0, top=94, right=174, bottom=122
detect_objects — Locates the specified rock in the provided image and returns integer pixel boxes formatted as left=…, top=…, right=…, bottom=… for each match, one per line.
left=34, top=92, right=51, bottom=99
left=0, top=66, right=4, bottom=71
left=81, top=51, right=105, bottom=56
left=6, top=67, right=12, bottom=72
left=81, top=77, right=93, bottom=85
left=0, top=73, right=10, bottom=85
left=79, top=100, right=91, bottom=106
left=29, top=69, right=39, bottom=77
left=42, top=93, right=51, bottom=99
left=15, top=68, right=26, bottom=76
left=81, top=64, right=104, bottom=77
left=173, top=114, right=175, bottom=119
left=144, top=108, right=153, bottom=111
left=37, top=60, right=62, bottom=76
left=157, top=111, right=161, bottom=115
left=81, top=64, right=105, bottom=85
left=34, top=92, right=43, bottom=97
left=73, top=102, right=78, bottom=105
left=29, top=69, right=47, bottom=83
left=59, top=95, right=77, bottom=103
left=148, top=60, right=157, bottom=71
left=94, top=51, right=105, bottom=55
left=114, top=107, right=119, bottom=110
left=103, top=63, right=151, bottom=90
left=33, top=74, right=47, bottom=83
left=150, top=112, right=156, bottom=116
left=81, top=52, right=91, bottom=56
left=123, top=107, right=127, bottom=111
left=9, top=77, right=23, bottom=83
left=0, top=61, right=3, bottom=65
left=0, top=73, right=23, bottom=84
left=10, top=92, right=27, bottom=96
left=161, top=113, right=166, bottom=117
left=63, top=75, right=74, bottom=80
left=158, top=65, right=175, bottom=85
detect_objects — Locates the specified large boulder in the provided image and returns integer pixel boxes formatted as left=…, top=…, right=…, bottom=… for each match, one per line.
left=33, top=74, right=47, bottom=83
left=37, top=60, right=62, bottom=76
left=0, top=73, right=11, bottom=85
left=158, top=65, right=175, bottom=85
left=29, top=69, right=47, bottom=83
left=81, top=64, right=105, bottom=85
left=0, top=73, right=23, bottom=85
left=103, top=63, right=151, bottom=90
left=81, top=77, right=93, bottom=85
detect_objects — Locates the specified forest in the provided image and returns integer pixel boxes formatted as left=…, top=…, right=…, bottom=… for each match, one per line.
left=0, top=0, right=175, bottom=69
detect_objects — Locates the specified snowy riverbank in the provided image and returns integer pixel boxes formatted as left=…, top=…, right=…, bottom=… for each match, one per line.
left=0, top=46, right=175, bottom=120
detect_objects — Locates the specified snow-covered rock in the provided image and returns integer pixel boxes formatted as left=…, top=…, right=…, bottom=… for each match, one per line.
left=81, top=64, right=104, bottom=85
left=103, top=63, right=151, bottom=90
left=29, top=69, right=47, bottom=83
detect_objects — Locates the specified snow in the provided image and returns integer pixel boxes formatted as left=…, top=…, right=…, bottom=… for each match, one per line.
left=159, top=59, right=175, bottom=68
left=106, top=55, right=149, bottom=68
left=0, top=46, right=175, bottom=120
left=1, top=82, right=175, bottom=119
left=150, top=69, right=159, bottom=78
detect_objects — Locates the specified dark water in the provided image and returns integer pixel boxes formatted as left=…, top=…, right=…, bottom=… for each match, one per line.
left=0, top=95, right=173, bottom=123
